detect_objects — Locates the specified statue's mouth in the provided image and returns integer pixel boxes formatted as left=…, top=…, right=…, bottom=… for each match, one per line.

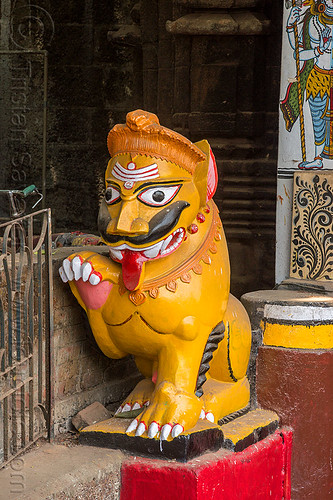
left=109, top=228, right=185, bottom=291
left=108, top=227, right=185, bottom=262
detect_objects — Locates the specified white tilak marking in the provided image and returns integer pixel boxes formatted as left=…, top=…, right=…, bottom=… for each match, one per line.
left=111, top=162, right=159, bottom=183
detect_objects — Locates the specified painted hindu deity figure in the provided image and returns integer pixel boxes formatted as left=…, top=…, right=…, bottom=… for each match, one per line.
left=59, top=110, right=251, bottom=441
left=282, top=0, right=333, bottom=168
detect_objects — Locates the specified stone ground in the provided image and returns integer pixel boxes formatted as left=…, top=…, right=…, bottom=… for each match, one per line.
left=0, top=434, right=124, bottom=500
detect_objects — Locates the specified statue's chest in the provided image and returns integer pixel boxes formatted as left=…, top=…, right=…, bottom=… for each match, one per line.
left=102, top=264, right=225, bottom=335
left=103, top=284, right=188, bottom=331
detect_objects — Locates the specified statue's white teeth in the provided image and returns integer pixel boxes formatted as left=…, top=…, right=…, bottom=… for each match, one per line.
left=110, top=228, right=185, bottom=261
left=160, top=234, right=173, bottom=255
left=110, top=249, right=123, bottom=261
left=142, top=241, right=163, bottom=259
left=160, top=228, right=184, bottom=256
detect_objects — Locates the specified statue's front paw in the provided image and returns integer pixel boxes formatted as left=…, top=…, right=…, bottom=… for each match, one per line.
left=115, top=379, right=154, bottom=416
left=125, top=381, right=202, bottom=441
left=59, top=255, right=112, bottom=309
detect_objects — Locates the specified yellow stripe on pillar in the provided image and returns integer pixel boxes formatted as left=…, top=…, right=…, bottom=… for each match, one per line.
left=261, top=321, right=333, bottom=349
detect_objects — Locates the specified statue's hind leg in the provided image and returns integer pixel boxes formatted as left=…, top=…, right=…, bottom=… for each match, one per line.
left=201, top=294, right=252, bottom=423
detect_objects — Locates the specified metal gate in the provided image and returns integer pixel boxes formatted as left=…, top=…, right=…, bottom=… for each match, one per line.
left=0, top=209, right=53, bottom=469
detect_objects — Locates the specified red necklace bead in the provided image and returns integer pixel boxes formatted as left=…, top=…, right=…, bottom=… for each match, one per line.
left=188, top=224, right=198, bottom=234
left=196, top=213, right=205, bottom=223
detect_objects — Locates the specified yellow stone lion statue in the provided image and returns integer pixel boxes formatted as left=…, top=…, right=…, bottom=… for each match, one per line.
left=59, top=110, right=251, bottom=441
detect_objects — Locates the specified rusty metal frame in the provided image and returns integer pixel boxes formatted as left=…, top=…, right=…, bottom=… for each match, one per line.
left=0, top=209, right=53, bottom=469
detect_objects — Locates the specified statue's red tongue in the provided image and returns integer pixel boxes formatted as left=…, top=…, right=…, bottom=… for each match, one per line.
left=121, top=250, right=148, bottom=291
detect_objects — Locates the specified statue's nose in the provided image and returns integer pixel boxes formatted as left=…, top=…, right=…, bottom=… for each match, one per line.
left=112, top=199, right=149, bottom=235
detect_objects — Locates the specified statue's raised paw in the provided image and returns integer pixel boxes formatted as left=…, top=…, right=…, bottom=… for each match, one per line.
left=59, top=252, right=117, bottom=310
left=125, top=381, right=202, bottom=441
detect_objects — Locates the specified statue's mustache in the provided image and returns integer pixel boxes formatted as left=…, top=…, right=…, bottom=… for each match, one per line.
left=98, top=200, right=189, bottom=245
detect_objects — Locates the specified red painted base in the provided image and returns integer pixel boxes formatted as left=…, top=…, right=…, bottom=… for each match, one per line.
left=121, top=428, right=292, bottom=500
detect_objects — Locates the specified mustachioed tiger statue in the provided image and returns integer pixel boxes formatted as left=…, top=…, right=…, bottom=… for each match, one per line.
left=59, top=110, right=251, bottom=441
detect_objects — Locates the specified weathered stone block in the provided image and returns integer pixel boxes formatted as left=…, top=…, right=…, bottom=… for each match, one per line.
left=72, top=401, right=111, bottom=431
left=57, top=343, right=82, bottom=366
left=188, top=111, right=236, bottom=137
left=48, top=25, right=92, bottom=66
left=49, top=66, right=104, bottom=107
left=191, top=62, right=238, bottom=113
left=48, top=107, right=91, bottom=144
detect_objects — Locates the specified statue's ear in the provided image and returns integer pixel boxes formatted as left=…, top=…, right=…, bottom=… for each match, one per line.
left=194, top=140, right=218, bottom=205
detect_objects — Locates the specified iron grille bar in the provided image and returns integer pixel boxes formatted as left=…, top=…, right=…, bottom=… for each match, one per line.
left=37, top=247, right=43, bottom=404
left=0, top=354, right=32, bottom=376
left=0, top=377, right=33, bottom=400
left=45, top=210, right=54, bottom=439
left=0, top=209, right=53, bottom=469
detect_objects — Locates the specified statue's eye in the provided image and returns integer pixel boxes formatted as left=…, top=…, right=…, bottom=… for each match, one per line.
left=138, top=185, right=181, bottom=207
left=105, top=186, right=120, bottom=204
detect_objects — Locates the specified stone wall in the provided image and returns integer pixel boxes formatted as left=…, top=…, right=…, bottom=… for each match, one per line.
left=0, top=0, right=283, bottom=297
left=46, top=0, right=142, bottom=233
left=52, top=247, right=141, bottom=434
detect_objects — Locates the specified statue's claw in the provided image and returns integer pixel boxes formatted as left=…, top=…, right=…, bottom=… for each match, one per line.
left=171, top=424, right=184, bottom=438
left=199, top=410, right=215, bottom=423
left=115, top=401, right=146, bottom=415
left=126, top=419, right=184, bottom=440
left=121, top=403, right=132, bottom=413
left=160, top=424, right=172, bottom=440
left=135, top=422, right=146, bottom=436
left=117, top=379, right=154, bottom=416
left=59, top=256, right=102, bottom=285
left=126, top=419, right=139, bottom=434
left=148, top=421, right=159, bottom=438
left=59, top=253, right=114, bottom=310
